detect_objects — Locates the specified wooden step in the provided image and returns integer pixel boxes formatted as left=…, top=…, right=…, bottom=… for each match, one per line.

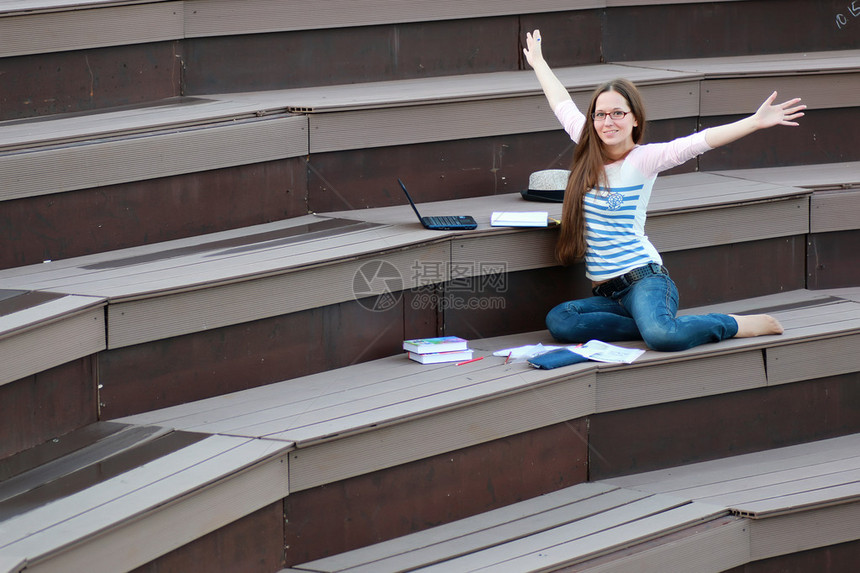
left=0, top=427, right=290, bottom=573
left=4, top=51, right=856, bottom=188
left=116, top=287, right=860, bottom=492
left=2, top=48, right=856, bottom=270
left=0, top=170, right=815, bottom=350
left=0, top=163, right=856, bottom=429
left=3, top=1, right=855, bottom=120
left=286, top=433, right=860, bottom=572
left=4, top=287, right=859, bottom=571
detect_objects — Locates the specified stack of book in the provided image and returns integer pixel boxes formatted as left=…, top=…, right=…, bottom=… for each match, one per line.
left=403, top=336, right=472, bottom=364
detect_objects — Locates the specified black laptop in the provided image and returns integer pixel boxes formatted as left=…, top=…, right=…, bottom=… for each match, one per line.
left=398, top=179, right=477, bottom=230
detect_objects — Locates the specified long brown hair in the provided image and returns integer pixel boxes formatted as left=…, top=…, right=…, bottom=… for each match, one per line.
left=555, top=78, right=647, bottom=266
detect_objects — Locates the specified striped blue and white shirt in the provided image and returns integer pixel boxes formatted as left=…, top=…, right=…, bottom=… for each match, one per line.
left=554, top=99, right=713, bottom=280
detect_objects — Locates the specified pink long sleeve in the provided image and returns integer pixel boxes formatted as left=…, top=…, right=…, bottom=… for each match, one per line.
left=629, top=131, right=713, bottom=177
left=553, top=100, right=587, bottom=143
left=553, top=100, right=713, bottom=176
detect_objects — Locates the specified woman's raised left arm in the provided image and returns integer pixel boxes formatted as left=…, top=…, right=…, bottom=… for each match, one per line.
left=704, top=91, right=806, bottom=149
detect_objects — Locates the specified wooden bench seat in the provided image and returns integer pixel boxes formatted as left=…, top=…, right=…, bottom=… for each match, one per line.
left=718, top=162, right=860, bottom=237
left=3, top=287, right=858, bottom=572
left=0, top=422, right=291, bottom=573
left=0, top=161, right=854, bottom=430
left=620, top=49, right=860, bottom=117
left=0, top=64, right=692, bottom=201
left=0, top=0, right=592, bottom=58
left=0, top=0, right=768, bottom=58
left=0, top=110, right=308, bottom=203
left=290, top=484, right=727, bottom=573
left=717, top=161, right=860, bottom=191
left=116, top=288, right=860, bottom=492
left=0, top=289, right=104, bottom=387
left=4, top=51, right=857, bottom=201
left=286, top=432, right=860, bottom=573
left=3, top=46, right=855, bottom=268
left=0, top=168, right=816, bottom=350
left=601, top=433, right=860, bottom=567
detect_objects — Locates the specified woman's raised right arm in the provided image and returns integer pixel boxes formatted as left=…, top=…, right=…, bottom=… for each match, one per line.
left=523, top=30, right=572, bottom=111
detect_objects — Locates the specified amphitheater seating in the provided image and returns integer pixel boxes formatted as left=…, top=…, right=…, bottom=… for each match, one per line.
left=285, top=433, right=860, bottom=572
left=0, top=424, right=290, bottom=573
left=2, top=286, right=858, bottom=571
left=2, top=0, right=860, bottom=571
left=2, top=49, right=857, bottom=267
left=2, top=163, right=850, bottom=425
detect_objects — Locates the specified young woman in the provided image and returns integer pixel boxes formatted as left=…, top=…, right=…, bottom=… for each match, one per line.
left=523, top=30, right=806, bottom=352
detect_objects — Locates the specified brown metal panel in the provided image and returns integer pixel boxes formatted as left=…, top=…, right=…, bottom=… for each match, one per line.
left=0, top=157, right=308, bottom=271
left=307, top=132, right=573, bottom=212
left=588, top=372, right=860, bottom=481
left=0, top=41, right=181, bottom=121
left=519, top=11, right=604, bottom=67
left=129, top=501, right=286, bottom=573
left=0, top=357, right=97, bottom=460
left=184, top=18, right=519, bottom=95
left=442, top=264, right=590, bottom=341
left=305, top=118, right=696, bottom=212
left=603, top=1, right=858, bottom=61
left=282, top=419, right=588, bottom=566
left=97, top=297, right=406, bottom=419
left=403, top=286, right=443, bottom=339
left=185, top=0, right=601, bottom=38
left=699, top=109, right=860, bottom=171
left=807, top=230, right=860, bottom=290
left=662, top=236, right=808, bottom=308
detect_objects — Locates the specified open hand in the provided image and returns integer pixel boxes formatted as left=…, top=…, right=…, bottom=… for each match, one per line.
left=753, top=92, right=806, bottom=128
left=523, top=30, right=544, bottom=68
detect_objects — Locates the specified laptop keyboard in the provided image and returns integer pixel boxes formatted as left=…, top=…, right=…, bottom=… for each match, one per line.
left=427, top=216, right=462, bottom=226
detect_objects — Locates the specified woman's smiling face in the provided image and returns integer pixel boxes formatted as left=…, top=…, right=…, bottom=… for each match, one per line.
left=593, top=90, right=638, bottom=154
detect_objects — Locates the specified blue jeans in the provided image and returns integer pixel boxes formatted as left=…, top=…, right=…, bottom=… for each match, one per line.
left=545, top=273, right=738, bottom=352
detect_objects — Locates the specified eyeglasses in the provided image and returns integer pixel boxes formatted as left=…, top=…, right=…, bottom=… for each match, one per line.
left=592, top=110, right=632, bottom=121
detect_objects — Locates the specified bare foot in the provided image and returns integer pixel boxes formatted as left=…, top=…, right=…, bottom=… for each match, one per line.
left=729, top=314, right=784, bottom=338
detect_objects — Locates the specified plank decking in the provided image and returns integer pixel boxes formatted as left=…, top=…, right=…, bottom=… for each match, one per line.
left=0, top=0, right=756, bottom=57
left=0, top=165, right=824, bottom=350
left=3, top=51, right=856, bottom=201
left=0, top=291, right=104, bottom=387
left=2, top=2, right=859, bottom=569
left=295, top=487, right=727, bottom=573
left=112, top=288, right=860, bottom=492
left=286, top=431, right=860, bottom=572
left=8, top=49, right=854, bottom=154
left=602, top=434, right=860, bottom=565
left=0, top=285, right=843, bottom=572
left=0, top=430, right=291, bottom=573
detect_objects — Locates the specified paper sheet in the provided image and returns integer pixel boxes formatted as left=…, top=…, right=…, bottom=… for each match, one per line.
left=568, top=340, right=645, bottom=364
left=494, top=340, right=644, bottom=364
left=492, top=344, right=560, bottom=363
left=490, top=211, right=549, bottom=227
